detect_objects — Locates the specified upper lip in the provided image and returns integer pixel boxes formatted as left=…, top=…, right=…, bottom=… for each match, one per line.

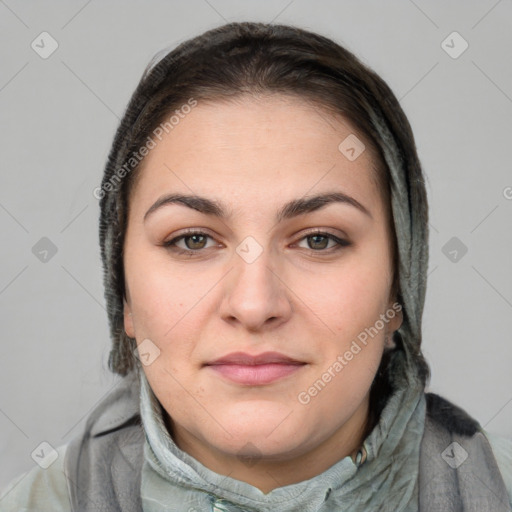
left=205, top=351, right=304, bottom=366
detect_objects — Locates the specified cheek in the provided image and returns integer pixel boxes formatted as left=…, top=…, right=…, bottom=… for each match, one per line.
left=294, top=257, right=391, bottom=337
left=287, top=248, right=392, bottom=405
left=125, top=248, right=225, bottom=385
left=124, top=249, right=192, bottom=347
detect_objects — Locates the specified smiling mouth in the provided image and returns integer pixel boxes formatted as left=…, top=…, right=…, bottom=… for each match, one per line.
left=204, top=351, right=306, bottom=385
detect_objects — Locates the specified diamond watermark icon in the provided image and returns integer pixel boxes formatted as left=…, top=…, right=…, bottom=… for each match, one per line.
left=338, top=134, right=366, bottom=161
left=32, top=237, right=58, bottom=263
left=441, top=441, right=468, bottom=469
left=134, top=338, right=161, bottom=366
left=441, top=31, right=469, bottom=59
left=31, top=32, right=59, bottom=59
left=31, top=441, right=58, bottom=469
left=442, top=236, right=468, bottom=263
left=236, top=236, right=263, bottom=264
left=236, top=442, right=262, bottom=468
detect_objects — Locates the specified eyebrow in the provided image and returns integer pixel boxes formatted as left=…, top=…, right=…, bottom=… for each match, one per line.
left=143, top=191, right=372, bottom=223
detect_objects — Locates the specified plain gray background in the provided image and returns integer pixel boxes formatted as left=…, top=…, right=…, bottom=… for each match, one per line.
left=1, top=0, right=511, bottom=490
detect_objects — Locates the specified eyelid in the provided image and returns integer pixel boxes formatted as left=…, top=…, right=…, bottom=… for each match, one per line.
left=163, top=227, right=216, bottom=242
left=295, top=227, right=349, bottom=241
left=291, top=229, right=350, bottom=250
left=162, top=228, right=220, bottom=250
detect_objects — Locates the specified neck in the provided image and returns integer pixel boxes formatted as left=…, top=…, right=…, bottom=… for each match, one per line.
left=166, top=395, right=371, bottom=494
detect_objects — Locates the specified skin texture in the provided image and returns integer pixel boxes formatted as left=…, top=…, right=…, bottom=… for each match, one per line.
left=123, top=94, right=402, bottom=493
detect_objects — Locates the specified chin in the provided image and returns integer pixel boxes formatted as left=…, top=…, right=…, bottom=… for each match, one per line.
left=200, top=402, right=314, bottom=455
left=213, top=427, right=310, bottom=462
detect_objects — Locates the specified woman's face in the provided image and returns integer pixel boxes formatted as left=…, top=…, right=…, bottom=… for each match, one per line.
left=123, top=94, right=401, bottom=485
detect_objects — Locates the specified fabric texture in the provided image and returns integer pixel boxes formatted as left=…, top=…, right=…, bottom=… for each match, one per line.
left=419, top=393, right=511, bottom=511
left=0, top=444, right=70, bottom=512
left=64, top=374, right=144, bottom=512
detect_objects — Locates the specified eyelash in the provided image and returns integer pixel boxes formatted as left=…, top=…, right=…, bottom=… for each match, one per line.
left=162, top=228, right=350, bottom=256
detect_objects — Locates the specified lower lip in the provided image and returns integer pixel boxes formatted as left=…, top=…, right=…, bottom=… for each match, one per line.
left=206, top=363, right=305, bottom=385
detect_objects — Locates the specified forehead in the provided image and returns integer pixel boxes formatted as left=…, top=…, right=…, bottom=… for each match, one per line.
left=129, top=94, right=383, bottom=217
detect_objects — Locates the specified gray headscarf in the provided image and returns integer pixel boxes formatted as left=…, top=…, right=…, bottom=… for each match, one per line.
left=97, top=22, right=430, bottom=395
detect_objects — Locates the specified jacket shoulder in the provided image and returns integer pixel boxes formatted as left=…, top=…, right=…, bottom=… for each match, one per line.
left=0, top=443, right=71, bottom=512
left=0, top=375, right=142, bottom=512
left=421, top=392, right=512, bottom=511
left=425, top=392, right=480, bottom=436
left=485, top=430, right=512, bottom=509
left=65, top=372, right=144, bottom=512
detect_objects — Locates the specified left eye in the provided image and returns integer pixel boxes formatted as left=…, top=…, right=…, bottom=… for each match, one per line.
left=296, top=232, right=348, bottom=251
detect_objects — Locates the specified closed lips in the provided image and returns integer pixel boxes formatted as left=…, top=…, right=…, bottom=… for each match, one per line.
left=205, top=351, right=305, bottom=366
left=204, top=352, right=306, bottom=385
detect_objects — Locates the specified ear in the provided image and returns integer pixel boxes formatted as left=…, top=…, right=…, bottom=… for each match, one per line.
left=383, top=300, right=403, bottom=349
left=386, top=301, right=403, bottom=333
left=123, top=298, right=135, bottom=338
left=386, top=272, right=403, bottom=334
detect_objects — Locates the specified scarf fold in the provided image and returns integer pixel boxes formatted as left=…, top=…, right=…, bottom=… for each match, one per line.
left=138, top=350, right=426, bottom=512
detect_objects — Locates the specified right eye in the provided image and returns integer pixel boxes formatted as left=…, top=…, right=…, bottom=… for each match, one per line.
left=163, top=230, right=219, bottom=255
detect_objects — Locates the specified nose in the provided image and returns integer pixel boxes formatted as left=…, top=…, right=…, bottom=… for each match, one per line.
left=219, top=247, right=292, bottom=332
